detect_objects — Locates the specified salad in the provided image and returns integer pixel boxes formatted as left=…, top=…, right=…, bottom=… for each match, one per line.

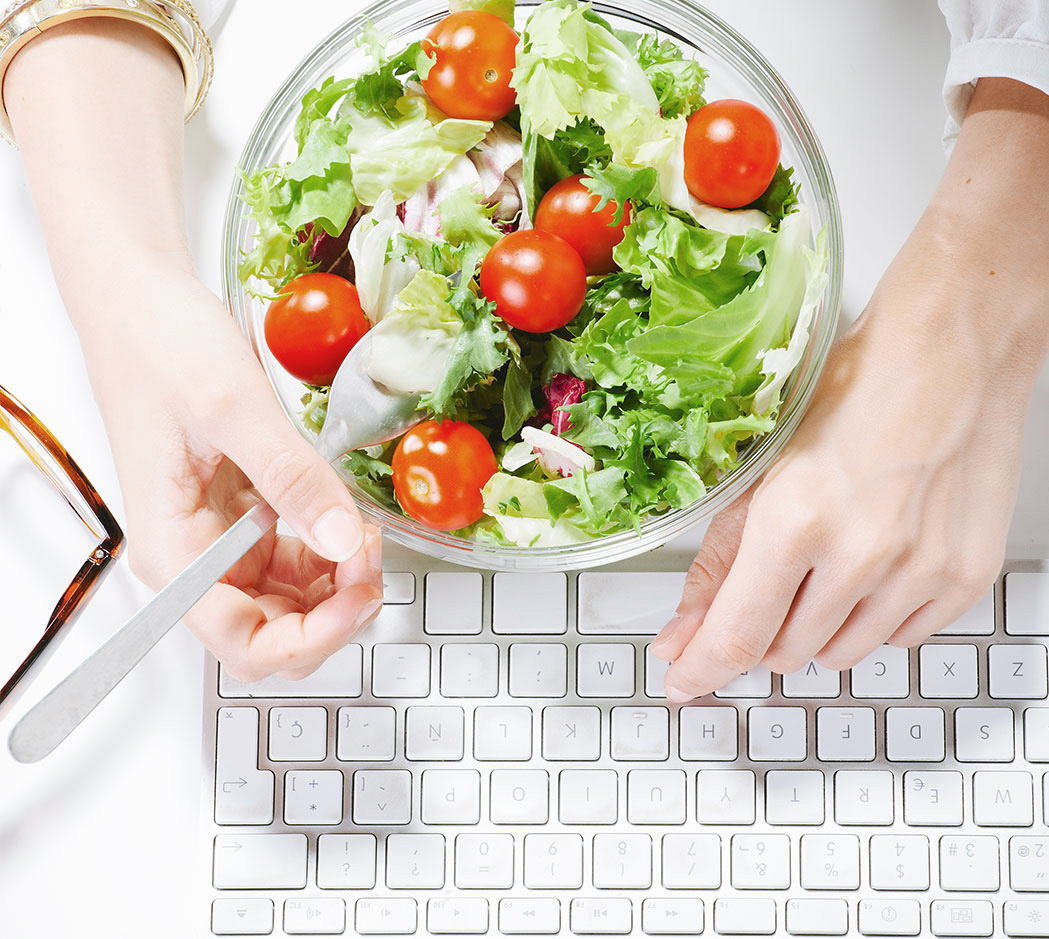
left=238, top=0, right=828, bottom=547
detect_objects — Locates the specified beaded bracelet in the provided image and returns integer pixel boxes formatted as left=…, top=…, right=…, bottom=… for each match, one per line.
left=0, top=0, right=214, bottom=144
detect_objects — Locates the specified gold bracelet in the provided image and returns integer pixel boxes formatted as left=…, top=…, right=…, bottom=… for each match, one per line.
left=0, top=0, right=214, bottom=145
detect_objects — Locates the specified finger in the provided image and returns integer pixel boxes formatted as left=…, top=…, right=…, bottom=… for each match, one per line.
left=886, top=599, right=959, bottom=648
left=261, top=533, right=337, bottom=589
left=662, top=528, right=811, bottom=702
left=649, top=486, right=753, bottom=662
left=212, top=383, right=367, bottom=563
left=815, top=589, right=932, bottom=671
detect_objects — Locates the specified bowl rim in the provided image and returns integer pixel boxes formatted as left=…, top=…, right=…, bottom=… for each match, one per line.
left=221, top=0, right=844, bottom=571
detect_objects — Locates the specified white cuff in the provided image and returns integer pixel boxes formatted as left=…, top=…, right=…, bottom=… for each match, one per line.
left=943, top=36, right=1049, bottom=149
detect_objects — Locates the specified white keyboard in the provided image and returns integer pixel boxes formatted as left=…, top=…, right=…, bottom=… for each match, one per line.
left=202, top=559, right=1049, bottom=938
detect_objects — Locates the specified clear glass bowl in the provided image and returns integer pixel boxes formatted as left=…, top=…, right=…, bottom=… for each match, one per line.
left=222, top=0, right=843, bottom=571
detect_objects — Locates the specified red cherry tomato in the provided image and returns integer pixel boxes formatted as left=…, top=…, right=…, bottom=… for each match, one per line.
left=479, top=229, right=587, bottom=333
left=534, top=174, right=631, bottom=275
left=391, top=420, right=498, bottom=531
left=420, top=11, right=518, bottom=121
left=264, top=273, right=370, bottom=386
left=683, top=99, right=781, bottom=208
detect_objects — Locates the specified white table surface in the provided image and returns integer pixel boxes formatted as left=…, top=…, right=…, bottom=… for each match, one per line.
left=0, top=1, right=1046, bottom=937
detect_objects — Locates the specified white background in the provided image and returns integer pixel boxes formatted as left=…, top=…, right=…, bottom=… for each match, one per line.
left=0, top=1, right=1046, bottom=937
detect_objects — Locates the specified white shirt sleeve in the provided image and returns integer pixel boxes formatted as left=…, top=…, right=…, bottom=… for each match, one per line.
left=938, top=0, right=1049, bottom=147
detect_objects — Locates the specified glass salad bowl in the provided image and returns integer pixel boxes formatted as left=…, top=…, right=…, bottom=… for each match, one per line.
left=221, top=0, right=843, bottom=572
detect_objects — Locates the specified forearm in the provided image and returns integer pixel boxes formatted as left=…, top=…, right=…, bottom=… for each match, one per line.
left=5, top=19, right=193, bottom=358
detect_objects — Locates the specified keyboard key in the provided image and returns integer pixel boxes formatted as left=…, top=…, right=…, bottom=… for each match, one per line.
left=372, top=644, right=431, bottom=697
left=509, top=643, right=567, bottom=697
left=785, top=899, right=847, bottom=936
left=316, top=834, right=376, bottom=889
left=713, top=898, right=775, bottom=935
left=903, top=771, right=964, bottom=826
left=645, top=646, right=670, bottom=698
left=214, top=707, right=274, bottom=826
left=817, top=708, right=876, bottom=761
left=834, top=770, right=894, bottom=825
left=355, top=898, right=417, bottom=935
left=440, top=644, right=499, bottom=697
left=577, top=643, right=635, bottom=697
left=337, top=706, right=396, bottom=762
left=850, top=645, right=909, bottom=698
left=454, top=833, right=515, bottom=889
left=592, top=833, right=653, bottom=889
left=1004, top=571, right=1049, bottom=635
left=679, top=706, right=738, bottom=761
left=425, top=572, right=482, bottom=634
left=421, top=769, right=481, bottom=824
left=577, top=571, right=685, bottom=634
left=559, top=770, right=618, bottom=824
left=697, top=770, right=755, bottom=825
left=1009, top=836, right=1049, bottom=890
left=938, top=835, right=1000, bottom=891
left=213, top=834, right=307, bottom=889
left=498, top=898, right=561, bottom=934
left=642, top=898, right=705, bottom=935
left=661, top=834, right=722, bottom=889
left=473, top=706, right=532, bottom=761
left=523, top=833, right=583, bottom=888
left=869, top=835, right=929, bottom=890
left=989, top=644, right=1048, bottom=698
left=781, top=660, right=841, bottom=698
left=955, top=708, right=1014, bottom=762
left=543, top=706, right=601, bottom=760
left=284, top=898, right=345, bottom=935
left=494, top=573, right=567, bottom=634
left=383, top=572, right=416, bottom=604
left=714, top=667, right=772, bottom=698
left=929, top=899, right=994, bottom=937
left=386, top=833, right=445, bottom=889
left=730, top=833, right=790, bottom=889
left=799, top=834, right=861, bottom=890
left=937, top=588, right=994, bottom=635
left=490, top=769, right=549, bottom=824
left=919, top=644, right=979, bottom=698
left=352, top=770, right=412, bottom=825
left=1023, top=708, right=1049, bottom=761
left=219, top=643, right=363, bottom=698
left=405, top=706, right=464, bottom=761
left=627, top=770, right=686, bottom=824
left=973, top=771, right=1034, bottom=826
left=748, top=706, right=807, bottom=761
left=611, top=707, right=669, bottom=760
left=284, top=770, right=343, bottom=825
left=764, top=770, right=825, bottom=825
left=269, top=706, right=327, bottom=762
left=212, top=898, right=274, bottom=936
left=1003, top=901, right=1049, bottom=937
left=886, top=707, right=945, bottom=761
left=427, top=898, right=489, bottom=935
left=570, top=898, right=632, bottom=934
left=858, top=899, right=920, bottom=936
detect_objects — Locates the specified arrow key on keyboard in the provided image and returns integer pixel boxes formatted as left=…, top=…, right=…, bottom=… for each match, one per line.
left=212, top=898, right=274, bottom=935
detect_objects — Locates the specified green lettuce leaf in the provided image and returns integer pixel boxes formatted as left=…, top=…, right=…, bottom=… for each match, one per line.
left=616, top=30, right=708, bottom=119
left=436, top=186, right=503, bottom=251
left=449, top=0, right=516, bottom=25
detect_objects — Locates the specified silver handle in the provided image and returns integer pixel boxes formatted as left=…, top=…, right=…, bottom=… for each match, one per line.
left=7, top=500, right=279, bottom=764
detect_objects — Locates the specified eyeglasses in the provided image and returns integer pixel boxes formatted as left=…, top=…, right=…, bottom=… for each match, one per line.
left=0, top=383, right=123, bottom=721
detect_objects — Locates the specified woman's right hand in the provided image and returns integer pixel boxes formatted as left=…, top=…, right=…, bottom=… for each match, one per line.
left=86, top=267, right=383, bottom=682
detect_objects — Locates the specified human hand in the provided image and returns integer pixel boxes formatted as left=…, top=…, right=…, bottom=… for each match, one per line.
left=83, top=268, right=383, bottom=682
left=650, top=212, right=1044, bottom=700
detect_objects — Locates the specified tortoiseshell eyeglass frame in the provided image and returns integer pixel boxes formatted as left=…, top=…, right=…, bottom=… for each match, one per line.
left=0, top=383, right=124, bottom=720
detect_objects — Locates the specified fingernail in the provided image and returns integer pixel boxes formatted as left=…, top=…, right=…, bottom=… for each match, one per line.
left=354, top=596, right=384, bottom=630
left=312, top=508, right=364, bottom=562
left=664, top=684, right=695, bottom=703
left=651, top=612, right=682, bottom=649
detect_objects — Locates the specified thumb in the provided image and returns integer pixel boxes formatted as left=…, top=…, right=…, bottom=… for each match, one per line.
left=216, top=394, right=367, bottom=563
left=649, top=483, right=754, bottom=661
